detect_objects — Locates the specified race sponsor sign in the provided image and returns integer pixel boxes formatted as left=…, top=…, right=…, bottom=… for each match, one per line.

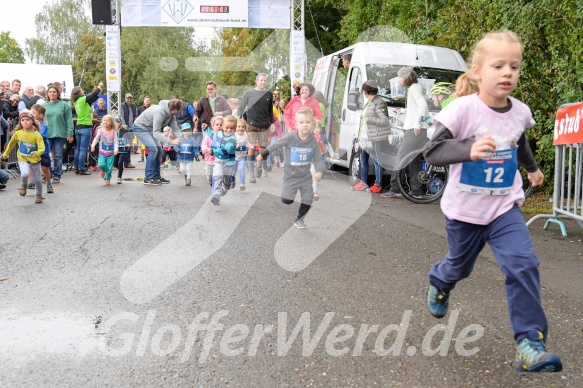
left=553, top=101, right=583, bottom=145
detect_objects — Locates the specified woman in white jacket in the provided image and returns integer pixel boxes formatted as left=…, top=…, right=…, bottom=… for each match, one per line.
left=381, top=67, right=429, bottom=199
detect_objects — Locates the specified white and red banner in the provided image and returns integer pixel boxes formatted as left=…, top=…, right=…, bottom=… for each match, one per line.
left=105, top=25, right=122, bottom=92
left=122, top=0, right=290, bottom=29
left=553, top=102, right=583, bottom=145
left=161, top=0, right=248, bottom=27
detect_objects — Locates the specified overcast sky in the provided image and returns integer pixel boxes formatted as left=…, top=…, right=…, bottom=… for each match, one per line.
left=4, top=0, right=50, bottom=62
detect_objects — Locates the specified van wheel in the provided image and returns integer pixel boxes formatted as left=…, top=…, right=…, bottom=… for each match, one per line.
left=348, top=151, right=360, bottom=186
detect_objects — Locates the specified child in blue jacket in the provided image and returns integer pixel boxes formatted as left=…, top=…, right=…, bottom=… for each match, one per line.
left=174, top=123, right=200, bottom=186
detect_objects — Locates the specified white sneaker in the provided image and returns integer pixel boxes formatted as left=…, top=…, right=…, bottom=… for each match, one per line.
left=240, top=184, right=246, bottom=191
left=117, top=177, right=122, bottom=184
left=294, top=218, right=307, bottom=229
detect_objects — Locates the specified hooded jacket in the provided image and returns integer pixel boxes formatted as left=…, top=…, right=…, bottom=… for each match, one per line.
left=283, top=96, right=323, bottom=131
left=134, top=100, right=179, bottom=144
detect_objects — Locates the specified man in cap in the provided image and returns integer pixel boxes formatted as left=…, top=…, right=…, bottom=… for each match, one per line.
left=121, top=93, right=138, bottom=128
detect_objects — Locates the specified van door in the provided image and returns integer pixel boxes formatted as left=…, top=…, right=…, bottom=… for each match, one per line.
left=323, top=56, right=345, bottom=158
left=313, top=55, right=336, bottom=146
left=339, top=65, right=363, bottom=164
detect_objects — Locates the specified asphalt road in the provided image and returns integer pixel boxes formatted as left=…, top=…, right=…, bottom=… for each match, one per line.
left=1, top=162, right=582, bottom=387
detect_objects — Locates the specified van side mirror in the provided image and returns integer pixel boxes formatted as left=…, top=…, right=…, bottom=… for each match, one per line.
left=347, top=88, right=361, bottom=111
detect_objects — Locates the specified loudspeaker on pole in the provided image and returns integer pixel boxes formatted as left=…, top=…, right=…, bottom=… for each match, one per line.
left=91, top=0, right=113, bottom=25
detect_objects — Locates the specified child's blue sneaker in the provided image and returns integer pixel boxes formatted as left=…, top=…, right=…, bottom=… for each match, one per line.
left=514, top=336, right=562, bottom=372
left=27, top=181, right=35, bottom=189
left=427, top=284, right=449, bottom=318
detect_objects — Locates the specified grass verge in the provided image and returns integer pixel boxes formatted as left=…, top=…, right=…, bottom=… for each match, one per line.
left=522, top=192, right=553, bottom=215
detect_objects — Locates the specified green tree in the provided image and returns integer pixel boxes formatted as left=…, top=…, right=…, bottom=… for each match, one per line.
left=0, top=31, right=25, bottom=63
left=216, top=26, right=328, bottom=99
left=72, top=34, right=106, bottom=91
left=25, top=0, right=100, bottom=64
left=119, top=27, right=211, bottom=104
left=305, top=0, right=347, bottom=54
left=425, top=0, right=583, bottom=191
left=312, top=0, right=583, bottom=191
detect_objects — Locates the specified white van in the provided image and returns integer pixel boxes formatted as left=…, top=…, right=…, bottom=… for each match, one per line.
left=312, top=42, right=468, bottom=182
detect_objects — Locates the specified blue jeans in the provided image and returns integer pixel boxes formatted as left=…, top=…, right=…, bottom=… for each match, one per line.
left=211, top=163, right=236, bottom=198
left=132, top=124, right=161, bottom=179
left=268, top=135, right=279, bottom=166
left=74, top=126, right=92, bottom=171
left=237, top=158, right=247, bottom=184
left=360, top=140, right=383, bottom=185
left=48, top=137, right=66, bottom=179
left=428, top=206, right=547, bottom=343
left=0, top=168, right=9, bottom=184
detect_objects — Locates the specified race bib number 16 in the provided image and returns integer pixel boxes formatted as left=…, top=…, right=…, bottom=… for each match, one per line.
left=290, top=147, right=314, bottom=166
left=459, top=148, right=517, bottom=195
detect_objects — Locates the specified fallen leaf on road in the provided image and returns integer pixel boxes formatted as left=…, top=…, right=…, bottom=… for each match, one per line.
left=0, top=277, right=9, bottom=281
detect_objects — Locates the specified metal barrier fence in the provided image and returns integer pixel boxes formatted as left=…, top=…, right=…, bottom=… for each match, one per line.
left=1, top=123, right=20, bottom=179
left=527, top=102, right=583, bottom=236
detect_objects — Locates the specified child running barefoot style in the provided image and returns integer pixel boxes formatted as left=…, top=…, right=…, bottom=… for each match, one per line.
left=257, top=107, right=323, bottom=229
left=90, top=115, right=118, bottom=185
left=205, top=115, right=237, bottom=205
left=31, top=104, right=53, bottom=194
left=174, top=122, right=200, bottom=186
left=235, top=118, right=248, bottom=191
left=423, top=30, right=562, bottom=373
left=1, top=109, right=45, bottom=203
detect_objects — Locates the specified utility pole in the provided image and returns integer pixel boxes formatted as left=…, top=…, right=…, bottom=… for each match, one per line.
left=106, top=0, right=122, bottom=115
left=290, top=0, right=307, bottom=92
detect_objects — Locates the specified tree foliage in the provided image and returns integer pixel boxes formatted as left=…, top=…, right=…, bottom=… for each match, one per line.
left=313, top=0, right=583, bottom=192
left=119, top=27, right=212, bottom=104
left=0, top=31, right=25, bottom=63
left=72, top=35, right=106, bottom=91
left=25, top=0, right=101, bottom=65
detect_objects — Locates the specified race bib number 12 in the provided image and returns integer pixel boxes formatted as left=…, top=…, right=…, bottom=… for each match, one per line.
left=459, top=148, right=517, bottom=195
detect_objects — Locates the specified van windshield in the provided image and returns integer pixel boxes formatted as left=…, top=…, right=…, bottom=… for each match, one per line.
left=366, top=64, right=464, bottom=110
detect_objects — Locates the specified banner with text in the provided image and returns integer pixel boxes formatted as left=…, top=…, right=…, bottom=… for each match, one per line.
left=105, top=25, right=122, bottom=92
left=122, top=0, right=290, bottom=29
left=553, top=102, right=583, bottom=145
left=161, top=0, right=248, bottom=27
left=290, top=30, right=307, bottom=88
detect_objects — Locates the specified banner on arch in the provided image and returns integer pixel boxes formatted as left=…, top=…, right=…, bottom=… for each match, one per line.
left=122, top=0, right=291, bottom=29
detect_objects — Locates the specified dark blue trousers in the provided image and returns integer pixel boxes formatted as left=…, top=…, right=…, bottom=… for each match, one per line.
left=428, top=205, right=548, bottom=343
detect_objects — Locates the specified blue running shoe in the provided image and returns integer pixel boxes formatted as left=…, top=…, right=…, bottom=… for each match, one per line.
left=427, top=284, right=449, bottom=318
left=514, top=336, right=563, bottom=372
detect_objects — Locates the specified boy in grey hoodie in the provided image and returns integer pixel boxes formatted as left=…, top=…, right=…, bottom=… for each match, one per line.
left=257, top=107, right=323, bottom=229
